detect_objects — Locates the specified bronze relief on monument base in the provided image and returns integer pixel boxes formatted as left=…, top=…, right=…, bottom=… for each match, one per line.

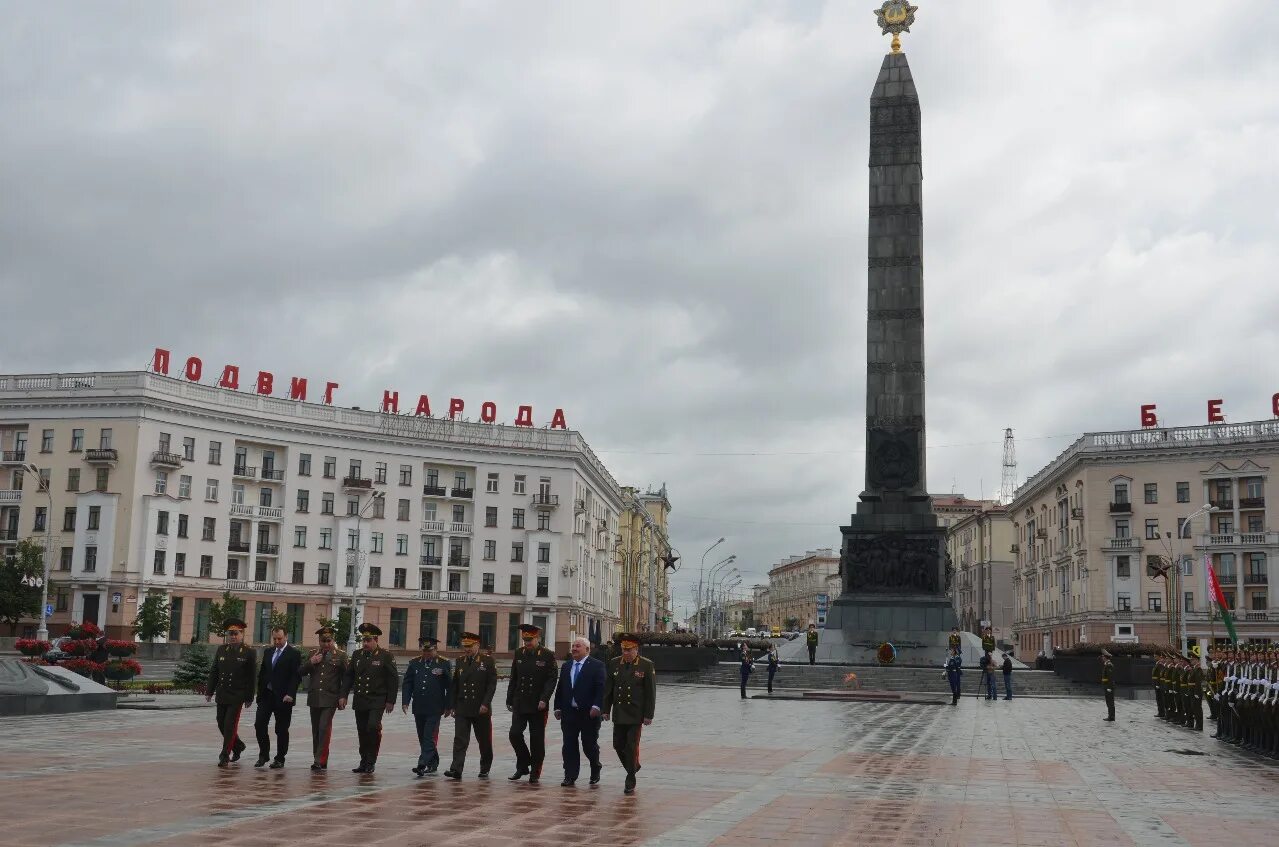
left=843, top=535, right=940, bottom=593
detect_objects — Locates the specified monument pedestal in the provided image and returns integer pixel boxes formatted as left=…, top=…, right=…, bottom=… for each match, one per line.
left=822, top=594, right=957, bottom=666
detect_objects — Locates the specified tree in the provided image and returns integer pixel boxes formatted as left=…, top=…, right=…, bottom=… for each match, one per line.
left=0, top=539, right=44, bottom=635
left=132, top=592, right=171, bottom=642
left=784, top=616, right=800, bottom=631
left=316, top=607, right=351, bottom=647
left=208, top=590, right=245, bottom=637
left=172, top=642, right=212, bottom=690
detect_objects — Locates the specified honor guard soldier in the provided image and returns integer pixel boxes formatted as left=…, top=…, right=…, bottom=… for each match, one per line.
left=205, top=618, right=257, bottom=767
left=1153, top=654, right=1167, bottom=720
left=444, top=631, right=498, bottom=780
left=603, top=633, right=656, bottom=795
left=1185, top=646, right=1205, bottom=731
left=806, top=623, right=819, bottom=665
left=947, top=627, right=962, bottom=658
left=981, top=626, right=996, bottom=655
left=506, top=623, right=558, bottom=783
left=299, top=625, right=348, bottom=771
left=402, top=636, right=451, bottom=776
left=340, top=623, right=399, bottom=774
left=1101, top=649, right=1116, bottom=722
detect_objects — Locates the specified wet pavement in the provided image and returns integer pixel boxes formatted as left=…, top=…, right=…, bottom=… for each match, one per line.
left=1, top=684, right=1276, bottom=846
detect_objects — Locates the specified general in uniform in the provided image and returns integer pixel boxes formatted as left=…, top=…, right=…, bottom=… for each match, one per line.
left=340, top=622, right=399, bottom=774
left=444, top=631, right=498, bottom=780
left=205, top=617, right=257, bottom=767
left=603, top=633, right=656, bottom=795
left=506, top=623, right=558, bottom=783
left=402, top=635, right=451, bottom=775
left=299, top=625, right=347, bottom=771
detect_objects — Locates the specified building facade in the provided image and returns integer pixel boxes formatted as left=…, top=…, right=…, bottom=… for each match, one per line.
left=946, top=506, right=1015, bottom=640
left=933, top=494, right=997, bottom=529
left=762, top=549, right=839, bottom=631
left=1009, top=420, right=1279, bottom=657
left=616, top=485, right=673, bottom=632
left=0, top=371, right=624, bottom=655
left=722, top=599, right=753, bottom=633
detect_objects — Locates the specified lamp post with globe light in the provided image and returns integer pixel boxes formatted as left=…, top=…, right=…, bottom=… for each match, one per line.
left=25, top=464, right=53, bottom=641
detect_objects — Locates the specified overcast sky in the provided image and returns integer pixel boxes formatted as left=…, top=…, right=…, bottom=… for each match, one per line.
left=3, top=2, right=1277, bottom=619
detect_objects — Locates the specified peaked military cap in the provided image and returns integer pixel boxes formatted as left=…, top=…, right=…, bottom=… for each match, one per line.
left=460, top=631, right=480, bottom=645
left=419, top=636, right=439, bottom=647
left=357, top=623, right=382, bottom=637
left=518, top=623, right=541, bottom=636
left=617, top=633, right=640, bottom=648
left=223, top=618, right=247, bottom=632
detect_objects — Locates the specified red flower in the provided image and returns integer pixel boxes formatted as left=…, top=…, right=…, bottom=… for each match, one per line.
left=59, top=639, right=100, bottom=657
left=66, top=621, right=103, bottom=639
left=105, top=640, right=138, bottom=656
left=105, top=658, right=143, bottom=677
left=15, top=639, right=51, bottom=656
left=61, top=659, right=105, bottom=677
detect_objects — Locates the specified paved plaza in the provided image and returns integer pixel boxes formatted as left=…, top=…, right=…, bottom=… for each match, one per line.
left=1, top=685, right=1276, bottom=847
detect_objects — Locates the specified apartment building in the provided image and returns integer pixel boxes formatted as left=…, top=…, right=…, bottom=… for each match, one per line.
left=945, top=505, right=1016, bottom=639
left=761, top=549, right=839, bottom=631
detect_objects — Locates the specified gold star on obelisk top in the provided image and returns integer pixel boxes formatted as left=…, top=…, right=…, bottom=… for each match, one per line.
left=874, top=1, right=918, bottom=53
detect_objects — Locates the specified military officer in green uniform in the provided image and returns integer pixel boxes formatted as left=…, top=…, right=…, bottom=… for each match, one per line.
left=806, top=623, right=819, bottom=665
left=205, top=618, right=257, bottom=767
left=603, top=633, right=656, bottom=795
left=1186, top=645, right=1205, bottom=731
left=506, top=622, right=558, bottom=783
left=444, top=631, right=498, bottom=780
left=1101, top=649, right=1116, bottom=722
left=299, top=625, right=347, bottom=771
left=340, top=622, right=398, bottom=774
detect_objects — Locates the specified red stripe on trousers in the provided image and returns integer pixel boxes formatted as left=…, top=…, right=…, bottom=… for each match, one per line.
left=225, top=704, right=243, bottom=756
left=634, top=724, right=642, bottom=768
left=320, top=713, right=333, bottom=766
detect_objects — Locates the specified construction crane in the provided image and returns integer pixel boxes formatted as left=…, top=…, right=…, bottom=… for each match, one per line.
left=998, top=428, right=1017, bottom=505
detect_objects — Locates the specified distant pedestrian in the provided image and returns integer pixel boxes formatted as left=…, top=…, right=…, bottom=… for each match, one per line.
left=738, top=644, right=754, bottom=699
left=978, top=650, right=996, bottom=700
left=766, top=645, right=779, bottom=694
left=1001, top=651, right=1014, bottom=701
left=944, top=647, right=962, bottom=705
left=1101, top=649, right=1116, bottom=721
left=806, top=623, right=819, bottom=665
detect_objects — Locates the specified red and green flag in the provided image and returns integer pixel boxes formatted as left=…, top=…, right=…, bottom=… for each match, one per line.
left=1206, top=557, right=1238, bottom=644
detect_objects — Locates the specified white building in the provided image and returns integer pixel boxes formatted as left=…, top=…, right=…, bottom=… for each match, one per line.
left=0, top=370, right=623, bottom=654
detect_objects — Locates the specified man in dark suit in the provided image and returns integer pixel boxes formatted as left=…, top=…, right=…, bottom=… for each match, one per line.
left=553, top=635, right=605, bottom=787
left=254, top=626, right=302, bottom=768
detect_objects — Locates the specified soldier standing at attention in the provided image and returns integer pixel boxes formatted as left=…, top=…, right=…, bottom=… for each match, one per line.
left=340, top=623, right=398, bottom=774
left=506, top=623, right=558, bottom=784
left=402, top=636, right=451, bottom=776
left=738, top=644, right=754, bottom=699
left=944, top=647, right=963, bottom=705
left=1101, top=649, right=1116, bottom=722
left=766, top=644, right=780, bottom=694
left=806, top=623, right=819, bottom=665
left=981, top=626, right=996, bottom=655
left=205, top=618, right=256, bottom=767
left=603, top=633, right=656, bottom=795
left=299, top=625, right=347, bottom=771
left=444, top=631, right=498, bottom=780
left=948, top=627, right=962, bottom=659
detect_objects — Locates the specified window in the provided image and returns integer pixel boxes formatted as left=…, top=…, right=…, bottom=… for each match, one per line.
left=537, top=511, right=550, bottom=531
left=424, top=502, right=437, bottom=521
left=319, top=528, right=332, bottom=550
left=1114, top=519, right=1129, bottom=538
left=33, top=507, right=47, bottom=532
left=485, top=506, right=498, bottom=527
left=231, top=484, right=245, bottom=506
left=454, top=472, right=467, bottom=490
left=175, top=514, right=187, bottom=538
left=178, top=474, right=192, bottom=499
left=208, top=441, right=221, bottom=464
left=483, top=540, right=496, bottom=560
left=347, top=529, right=360, bottom=551
left=71, top=429, right=84, bottom=451
left=510, top=574, right=523, bottom=595
left=1147, top=593, right=1162, bottom=612
left=1145, top=519, right=1160, bottom=540
left=59, top=547, right=73, bottom=571
left=321, top=493, right=334, bottom=515
left=158, top=432, right=171, bottom=453
left=1112, top=483, right=1128, bottom=504
left=317, top=563, right=330, bottom=585
left=227, top=559, right=240, bottom=580
left=66, top=468, right=80, bottom=492
left=40, top=429, right=53, bottom=452
left=512, top=508, right=525, bottom=529
left=451, top=504, right=465, bottom=523
left=202, top=517, right=216, bottom=541
left=446, top=610, right=465, bottom=648
left=478, top=612, right=496, bottom=649
left=393, top=568, right=407, bottom=589
left=234, top=447, right=248, bottom=475
left=396, top=534, right=408, bottom=555
left=63, top=507, right=77, bottom=532
left=95, top=467, right=109, bottom=491
left=85, top=546, right=98, bottom=572
left=156, top=511, right=169, bottom=536
left=371, top=532, right=384, bottom=554
left=344, top=565, right=354, bottom=587
left=537, top=543, right=551, bottom=564
left=486, top=473, right=499, bottom=493
left=200, top=555, right=213, bottom=578
left=154, top=471, right=168, bottom=495
left=259, top=487, right=272, bottom=507
left=1116, top=592, right=1131, bottom=611
left=1247, top=478, right=1264, bottom=499
left=1216, top=515, right=1234, bottom=534
left=349, top=460, right=362, bottom=480
left=37, top=467, right=50, bottom=489
left=482, top=573, right=495, bottom=593
left=347, top=498, right=359, bottom=517
left=1144, top=483, right=1157, bottom=504
left=536, top=576, right=549, bottom=597
left=294, top=526, right=307, bottom=547
left=169, top=598, right=185, bottom=640
left=448, top=571, right=462, bottom=592
left=399, top=464, right=412, bottom=486
left=153, top=550, right=167, bottom=575
left=99, top=428, right=112, bottom=449
left=398, top=499, right=410, bottom=521
left=284, top=561, right=302, bottom=584
left=1218, top=553, right=1236, bottom=579
left=420, top=570, right=435, bottom=591
left=1248, top=514, right=1263, bottom=532
left=388, top=607, right=408, bottom=648
left=298, top=453, right=312, bottom=476
left=427, top=470, right=439, bottom=488
left=1116, top=556, right=1130, bottom=579
left=1184, top=591, right=1194, bottom=613
left=514, top=475, right=526, bottom=495
left=323, top=456, right=336, bottom=478
left=375, top=462, right=387, bottom=484
left=1175, top=481, right=1190, bottom=503
left=373, top=496, right=385, bottom=519
left=511, top=543, right=524, bottom=563
left=296, top=489, right=309, bottom=512
left=1252, top=593, right=1268, bottom=611
left=419, top=609, right=438, bottom=644
left=175, top=552, right=186, bottom=576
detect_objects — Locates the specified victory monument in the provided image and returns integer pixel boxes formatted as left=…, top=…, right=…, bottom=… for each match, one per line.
left=819, top=2, right=960, bottom=665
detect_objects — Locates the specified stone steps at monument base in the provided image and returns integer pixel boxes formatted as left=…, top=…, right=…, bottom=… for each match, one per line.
left=673, top=664, right=1099, bottom=698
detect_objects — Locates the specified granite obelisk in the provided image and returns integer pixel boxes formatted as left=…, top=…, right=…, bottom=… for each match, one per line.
left=823, top=3, right=958, bottom=664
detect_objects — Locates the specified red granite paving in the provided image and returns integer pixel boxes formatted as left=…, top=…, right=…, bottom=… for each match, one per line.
left=639, top=741, right=808, bottom=771
left=1161, top=812, right=1277, bottom=845
left=818, top=751, right=1081, bottom=785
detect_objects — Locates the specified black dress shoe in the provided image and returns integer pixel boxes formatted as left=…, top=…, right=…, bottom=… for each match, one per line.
left=217, top=758, right=230, bottom=768
left=412, top=766, right=425, bottom=776
left=255, top=757, right=269, bottom=768
left=477, top=771, right=489, bottom=780
left=1103, top=717, right=1115, bottom=722
left=443, top=770, right=461, bottom=780
left=624, top=774, right=636, bottom=795
left=508, top=770, right=529, bottom=781
left=424, top=766, right=437, bottom=775
left=589, top=767, right=601, bottom=785
left=365, top=764, right=375, bottom=774
left=231, top=748, right=243, bottom=762
left=528, top=774, right=540, bottom=784
left=560, top=778, right=575, bottom=787
left=352, top=764, right=368, bottom=773
left=269, top=760, right=285, bottom=769
left=311, top=763, right=325, bottom=771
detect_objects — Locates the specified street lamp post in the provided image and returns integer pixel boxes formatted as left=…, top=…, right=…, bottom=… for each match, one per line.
left=704, top=555, right=736, bottom=638
left=25, top=464, right=53, bottom=641
left=1176, top=503, right=1214, bottom=658
left=711, top=569, right=739, bottom=638
left=344, top=491, right=385, bottom=656
left=696, top=538, right=724, bottom=640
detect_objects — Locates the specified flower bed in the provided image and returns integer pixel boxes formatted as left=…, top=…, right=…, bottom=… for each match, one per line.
left=105, top=640, right=138, bottom=657
left=104, top=658, right=143, bottom=681
left=57, top=639, right=100, bottom=657
left=14, top=639, right=51, bottom=657
left=60, top=659, right=105, bottom=678
left=66, top=622, right=102, bottom=640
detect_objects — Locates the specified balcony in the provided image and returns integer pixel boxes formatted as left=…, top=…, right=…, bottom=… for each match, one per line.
left=448, top=555, right=470, bottom=568
left=449, top=522, right=472, bottom=535
left=421, top=520, right=445, bottom=534
left=0, top=451, right=26, bottom=464
left=259, top=468, right=285, bottom=482
left=228, top=541, right=250, bottom=553
left=532, top=493, right=560, bottom=509
left=0, top=529, right=17, bottom=542
left=230, top=503, right=255, bottom=518
left=256, top=506, right=283, bottom=522
left=257, top=544, right=280, bottom=556
left=1240, top=496, right=1265, bottom=509
left=444, top=590, right=470, bottom=602
left=1244, top=572, right=1268, bottom=585
left=232, top=465, right=257, bottom=479
left=423, top=484, right=447, bottom=497
left=228, top=579, right=276, bottom=593
left=1244, top=611, right=1275, bottom=622
left=1200, top=532, right=1279, bottom=547
left=1009, top=543, right=1019, bottom=554
left=1104, top=537, right=1140, bottom=551
left=0, top=490, right=21, bottom=503
left=574, top=498, right=586, bottom=514
left=84, top=448, right=118, bottom=464
left=343, top=476, right=373, bottom=491
left=1071, top=507, right=1084, bottom=520
left=450, top=487, right=474, bottom=499
left=1210, top=499, right=1234, bottom=510
left=420, top=555, right=442, bottom=567
left=416, top=589, right=443, bottom=601
left=150, top=451, right=182, bottom=469
left=1035, top=528, right=1048, bottom=539
left=1109, top=501, right=1132, bottom=514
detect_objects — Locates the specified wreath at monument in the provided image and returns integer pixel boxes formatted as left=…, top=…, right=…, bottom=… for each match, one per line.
left=877, top=642, right=896, bottom=665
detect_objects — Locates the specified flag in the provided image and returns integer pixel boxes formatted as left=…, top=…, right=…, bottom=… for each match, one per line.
left=1206, top=560, right=1238, bottom=644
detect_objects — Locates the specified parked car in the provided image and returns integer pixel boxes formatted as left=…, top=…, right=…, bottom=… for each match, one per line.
left=43, top=636, right=76, bottom=664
